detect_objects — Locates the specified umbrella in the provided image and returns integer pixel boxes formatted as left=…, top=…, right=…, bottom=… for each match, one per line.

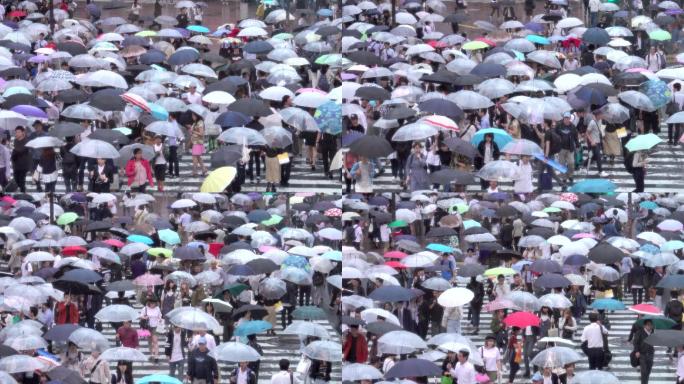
left=70, top=140, right=119, bottom=159
left=384, top=358, right=442, bottom=379
left=378, top=330, right=428, bottom=354
left=368, top=285, right=416, bottom=302
left=94, top=304, right=138, bottom=322
left=590, top=298, right=626, bottom=310
left=625, top=133, right=662, bottom=152
left=200, top=167, right=237, bottom=193
left=302, top=340, right=341, bottom=362
left=636, top=315, right=677, bottom=329
left=212, top=342, right=261, bottom=362
left=530, top=346, right=582, bottom=368
left=348, top=135, right=393, bottom=158
left=0, top=355, right=47, bottom=373
left=68, top=328, right=110, bottom=350
left=137, top=375, right=182, bottom=384
left=588, top=242, right=624, bottom=263
left=644, top=329, right=684, bottom=347
left=503, top=311, right=540, bottom=327
left=234, top=320, right=272, bottom=337
left=101, top=347, right=147, bottom=362
left=342, top=364, right=383, bottom=382
left=43, top=323, right=81, bottom=341
left=437, top=287, right=475, bottom=307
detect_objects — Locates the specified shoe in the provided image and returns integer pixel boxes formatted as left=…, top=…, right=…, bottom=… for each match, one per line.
left=599, top=171, right=609, bottom=177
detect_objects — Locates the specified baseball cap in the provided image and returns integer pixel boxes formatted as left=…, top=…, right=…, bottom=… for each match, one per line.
left=562, top=111, right=572, bottom=118
left=198, top=337, right=207, bottom=344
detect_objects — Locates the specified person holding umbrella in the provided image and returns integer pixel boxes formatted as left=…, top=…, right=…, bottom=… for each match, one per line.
left=89, top=158, right=115, bottom=193
left=186, top=337, right=219, bottom=384
left=632, top=318, right=655, bottom=384
left=34, top=147, right=58, bottom=193
left=189, top=111, right=207, bottom=177
left=125, top=148, right=154, bottom=193
left=11, top=126, right=31, bottom=193
left=630, top=148, right=648, bottom=192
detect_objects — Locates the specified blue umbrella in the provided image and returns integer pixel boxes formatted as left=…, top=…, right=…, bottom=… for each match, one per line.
left=167, top=49, right=199, bottom=66
left=148, top=103, right=168, bottom=121
left=640, top=243, right=660, bottom=254
left=126, top=234, right=154, bottom=245
left=158, top=229, right=180, bottom=245
left=569, top=179, right=616, bottom=193
left=640, top=79, right=672, bottom=109
left=317, top=8, right=333, bottom=17
left=215, top=111, right=251, bottom=128
left=234, top=320, right=272, bottom=337
left=187, top=25, right=210, bottom=33
left=640, top=201, right=659, bottom=210
left=314, top=101, right=342, bottom=135
left=426, top=243, right=453, bottom=253
left=137, top=375, right=183, bottom=384
left=526, top=34, right=550, bottom=45
left=322, top=250, right=342, bottom=261
left=282, top=255, right=310, bottom=270
left=471, top=127, right=512, bottom=149
left=590, top=298, right=626, bottom=310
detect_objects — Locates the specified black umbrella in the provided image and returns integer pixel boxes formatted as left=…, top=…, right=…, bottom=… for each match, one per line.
left=428, top=168, right=477, bottom=186
left=222, top=241, right=252, bottom=254
left=355, top=86, right=391, bottom=101
left=46, top=367, right=87, bottom=384
left=226, top=264, right=257, bottom=276
left=89, top=129, right=130, bottom=145
left=348, top=135, right=393, bottom=158
left=526, top=227, right=555, bottom=239
left=50, top=122, right=84, bottom=138
left=57, top=41, right=88, bottom=55
left=444, top=136, right=479, bottom=158
left=62, top=269, right=102, bottom=283
left=588, top=241, right=624, bottom=264
left=470, top=62, right=506, bottom=78
left=458, top=263, right=486, bottom=277
left=366, top=321, right=402, bottom=336
left=534, top=273, right=571, bottom=289
left=453, top=74, right=483, bottom=86
left=167, top=49, right=200, bottom=66
left=530, top=259, right=562, bottom=274
left=89, top=89, right=126, bottom=111
left=243, top=40, right=274, bottom=54
left=106, top=279, right=136, bottom=292
left=368, top=285, right=416, bottom=302
left=139, top=49, right=166, bottom=65
left=57, top=89, right=89, bottom=104
left=232, top=304, right=267, bottom=320
left=305, top=214, right=330, bottom=225
left=341, top=315, right=366, bottom=326
left=564, top=255, right=590, bottom=266
left=644, top=329, right=684, bottom=347
left=370, top=210, right=392, bottom=224
left=315, top=25, right=341, bottom=37
left=385, top=358, right=442, bottom=379
left=582, top=27, right=610, bottom=45
left=173, top=246, right=206, bottom=261
left=3, top=94, right=38, bottom=108
left=463, top=226, right=489, bottom=236
left=52, top=279, right=100, bottom=295
left=418, top=99, right=463, bottom=120
left=422, top=70, right=458, bottom=84
left=445, top=13, right=467, bottom=22
left=228, top=98, right=272, bottom=117
left=425, top=227, right=457, bottom=237
left=86, top=220, right=114, bottom=232
left=247, top=209, right=271, bottom=222
left=246, top=259, right=279, bottom=274
left=346, top=50, right=382, bottom=66
left=44, top=324, right=82, bottom=341
left=384, top=105, right=416, bottom=119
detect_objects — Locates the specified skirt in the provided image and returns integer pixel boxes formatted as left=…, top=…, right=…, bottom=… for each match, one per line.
left=603, top=131, right=622, bottom=157
left=191, top=144, right=204, bottom=156
left=265, top=156, right=281, bottom=183
left=154, top=164, right=166, bottom=181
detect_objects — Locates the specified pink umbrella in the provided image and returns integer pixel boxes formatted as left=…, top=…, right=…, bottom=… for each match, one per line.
left=121, top=92, right=150, bottom=112
left=628, top=303, right=663, bottom=316
left=133, top=273, right=164, bottom=287
left=572, top=233, right=596, bottom=239
left=484, top=298, right=516, bottom=312
left=559, top=193, right=578, bottom=203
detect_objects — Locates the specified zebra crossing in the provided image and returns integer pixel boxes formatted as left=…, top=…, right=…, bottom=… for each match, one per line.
left=424, top=291, right=679, bottom=383
left=20, top=153, right=340, bottom=194
left=93, top=304, right=340, bottom=384
left=362, top=128, right=684, bottom=194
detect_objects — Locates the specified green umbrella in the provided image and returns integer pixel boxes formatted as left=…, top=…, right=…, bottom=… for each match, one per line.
left=147, top=247, right=172, bottom=258
left=215, top=283, right=249, bottom=297
left=450, top=203, right=469, bottom=214
left=543, top=207, right=562, bottom=213
left=262, top=214, right=283, bottom=226
left=56, top=212, right=78, bottom=226
left=626, top=133, right=662, bottom=152
left=388, top=220, right=408, bottom=228
left=272, top=33, right=294, bottom=40
left=636, top=315, right=677, bottom=329
left=649, top=29, right=672, bottom=41
left=462, top=219, right=481, bottom=230
left=315, top=54, right=345, bottom=66
left=292, top=305, right=327, bottom=320
left=158, top=228, right=181, bottom=245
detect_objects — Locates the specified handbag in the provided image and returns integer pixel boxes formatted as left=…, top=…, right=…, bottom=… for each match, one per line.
left=630, top=350, right=639, bottom=367
left=277, top=153, right=290, bottom=165
left=602, top=332, right=612, bottom=365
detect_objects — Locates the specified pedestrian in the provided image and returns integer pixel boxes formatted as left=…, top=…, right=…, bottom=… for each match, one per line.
left=186, top=337, right=219, bottom=384
left=581, top=312, right=608, bottom=370
left=342, top=324, right=368, bottom=363
left=189, top=111, right=208, bottom=176
left=111, top=361, right=133, bottom=384
left=125, top=148, right=154, bottom=193
left=81, top=348, right=110, bottom=384
left=152, top=135, right=167, bottom=192
left=229, top=361, right=256, bottom=384
left=449, top=349, right=477, bottom=384
left=405, top=142, right=430, bottom=191
left=55, top=294, right=79, bottom=324
left=140, top=296, right=163, bottom=362
left=467, top=276, right=485, bottom=334
left=556, top=112, right=580, bottom=185
left=270, top=359, right=299, bottom=384
left=507, top=327, right=523, bottom=384
left=89, top=158, right=114, bottom=193
left=0, top=137, right=11, bottom=190
left=479, top=335, right=502, bottom=382
left=11, top=126, right=31, bottom=193
left=632, top=318, right=655, bottom=384
left=264, top=146, right=281, bottom=192
left=166, top=325, right=188, bottom=380
left=116, top=320, right=139, bottom=349
left=246, top=335, right=264, bottom=382
left=34, top=147, right=58, bottom=193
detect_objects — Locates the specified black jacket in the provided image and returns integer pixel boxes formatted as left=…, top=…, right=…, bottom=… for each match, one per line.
left=230, top=367, right=256, bottom=384
left=89, top=163, right=115, bottom=191
left=474, top=141, right=500, bottom=170
left=11, top=136, right=32, bottom=171
left=633, top=327, right=655, bottom=359
left=165, top=330, right=188, bottom=359
left=187, top=349, right=219, bottom=383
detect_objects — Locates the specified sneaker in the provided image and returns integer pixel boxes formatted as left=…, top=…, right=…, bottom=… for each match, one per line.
left=599, top=171, right=609, bottom=177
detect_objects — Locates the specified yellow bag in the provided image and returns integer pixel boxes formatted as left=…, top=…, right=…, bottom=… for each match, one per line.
left=256, top=4, right=265, bottom=19
left=277, top=153, right=290, bottom=165
left=274, top=301, right=283, bottom=313
left=616, top=127, right=627, bottom=138
left=603, top=289, right=614, bottom=298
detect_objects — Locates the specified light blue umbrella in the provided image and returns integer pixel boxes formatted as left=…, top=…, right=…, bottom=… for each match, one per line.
left=158, top=229, right=180, bottom=245
left=148, top=103, right=168, bottom=121
left=137, top=375, right=183, bottom=384
left=322, top=250, right=342, bottom=261
left=462, top=219, right=481, bottom=230
left=625, top=133, right=662, bottom=152
left=317, top=8, right=333, bottom=17
left=471, top=127, right=513, bottom=149
left=234, top=320, right=272, bottom=337
left=526, top=34, right=550, bottom=45
left=568, top=179, right=616, bottom=193
left=314, top=101, right=342, bottom=135
left=590, top=298, right=626, bottom=310
left=126, top=234, right=153, bottom=245
left=640, top=200, right=659, bottom=210
left=662, top=240, right=684, bottom=252
left=282, top=255, right=310, bottom=270
left=426, top=243, right=453, bottom=253
left=640, top=79, right=671, bottom=108
left=640, top=243, right=660, bottom=254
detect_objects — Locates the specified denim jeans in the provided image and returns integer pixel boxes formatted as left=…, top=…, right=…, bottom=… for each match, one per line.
left=169, top=359, right=185, bottom=379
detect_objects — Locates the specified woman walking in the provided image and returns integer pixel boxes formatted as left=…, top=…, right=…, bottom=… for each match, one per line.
left=34, top=148, right=58, bottom=193
left=152, top=135, right=167, bottom=192
left=189, top=111, right=207, bottom=176
left=125, top=148, right=154, bottom=193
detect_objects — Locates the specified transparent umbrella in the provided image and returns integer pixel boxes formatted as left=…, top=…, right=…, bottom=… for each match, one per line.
left=283, top=321, right=331, bottom=339
left=448, top=90, right=494, bottom=110
left=530, top=346, right=582, bottom=368
left=100, top=347, right=148, bottom=362
left=0, top=355, right=47, bottom=373
left=68, top=328, right=110, bottom=350
left=70, top=140, right=119, bottom=159
left=94, top=304, right=139, bottom=322
left=570, top=370, right=619, bottom=384
left=169, top=308, right=221, bottom=331
left=391, top=122, right=439, bottom=141
left=218, top=127, right=267, bottom=146
left=505, top=291, right=541, bottom=311
left=477, top=160, right=519, bottom=181
left=303, top=340, right=342, bottom=362
left=342, top=364, right=384, bottom=381
left=538, top=293, right=573, bottom=308
left=211, top=342, right=261, bottom=362
left=5, top=334, right=47, bottom=350
left=378, top=330, right=428, bottom=355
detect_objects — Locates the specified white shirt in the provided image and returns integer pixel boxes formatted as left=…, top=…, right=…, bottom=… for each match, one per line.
left=581, top=322, right=607, bottom=348
left=271, top=370, right=299, bottom=384
left=184, top=91, right=202, bottom=105
left=450, top=361, right=476, bottom=384
left=237, top=368, right=249, bottom=384
left=190, top=334, right=216, bottom=351
left=479, top=346, right=501, bottom=371
left=170, top=331, right=183, bottom=363
left=677, top=352, right=684, bottom=380
left=353, top=225, right=362, bottom=243
left=674, top=91, right=684, bottom=109
left=21, top=259, right=33, bottom=277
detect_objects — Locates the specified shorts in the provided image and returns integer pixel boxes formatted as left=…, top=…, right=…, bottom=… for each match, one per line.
left=192, top=144, right=204, bottom=156
left=154, top=164, right=166, bottom=181
left=301, top=131, right=317, bottom=146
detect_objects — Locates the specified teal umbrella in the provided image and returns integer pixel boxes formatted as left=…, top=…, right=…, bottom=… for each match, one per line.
left=590, top=298, right=625, bottom=311
left=569, top=179, right=616, bottom=193
left=636, top=315, right=677, bottom=329
left=314, top=101, right=342, bottom=135
left=148, top=103, right=169, bottom=121
left=158, top=229, right=180, bottom=245
left=625, top=133, right=662, bottom=152
left=137, top=375, right=183, bottom=384
left=639, top=200, right=659, bottom=210
left=526, top=34, right=550, bottom=45
left=126, top=234, right=153, bottom=245
left=471, top=127, right=513, bottom=149
left=292, top=305, right=327, bottom=320
left=187, top=25, right=210, bottom=33
left=234, top=320, right=272, bottom=336
left=426, top=243, right=453, bottom=253
left=321, top=250, right=342, bottom=261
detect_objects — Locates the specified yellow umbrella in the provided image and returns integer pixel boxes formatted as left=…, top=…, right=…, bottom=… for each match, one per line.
left=200, top=166, right=237, bottom=193
left=462, top=40, right=489, bottom=51
left=135, top=30, right=157, bottom=37
left=289, top=195, right=305, bottom=204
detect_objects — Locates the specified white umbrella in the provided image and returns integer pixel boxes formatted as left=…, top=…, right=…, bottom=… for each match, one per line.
left=342, top=364, right=384, bottom=381
left=75, top=70, right=128, bottom=89
left=538, top=293, right=573, bottom=308
left=211, top=342, right=261, bottom=362
left=202, top=91, right=235, bottom=105
left=182, top=63, right=218, bottom=79
left=0, top=110, right=28, bottom=130
left=238, top=26, right=268, bottom=37
left=437, top=287, right=475, bottom=307
left=360, top=308, right=400, bottom=325
left=101, top=347, right=148, bottom=362
left=260, top=86, right=295, bottom=101
left=70, top=139, right=120, bottom=159
left=26, top=136, right=64, bottom=148
left=378, top=330, right=428, bottom=354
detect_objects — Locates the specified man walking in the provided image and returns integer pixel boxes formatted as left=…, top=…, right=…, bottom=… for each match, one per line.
left=581, top=313, right=608, bottom=370
left=186, top=338, right=219, bottom=384
left=632, top=318, right=655, bottom=384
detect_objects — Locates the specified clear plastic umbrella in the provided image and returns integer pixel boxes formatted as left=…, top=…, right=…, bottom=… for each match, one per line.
left=257, top=277, right=287, bottom=300
left=169, top=307, right=221, bottom=331
left=477, top=160, right=518, bottom=181
left=0, top=355, right=47, bottom=373
left=475, top=78, right=515, bottom=99
left=571, top=370, right=619, bottom=384
left=283, top=321, right=331, bottom=339
left=530, top=346, right=582, bottom=368
left=618, top=90, right=656, bottom=111
left=303, top=340, right=342, bottom=362
left=391, top=122, right=439, bottom=142
left=538, top=293, right=573, bottom=308
left=68, top=328, right=110, bottom=350
left=505, top=291, right=541, bottom=311
left=342, top=364, right=384, bottom=381
left=218, top=127, right=267, bottom=146
left=70, top=139, right=119, bottom=159
left=5, top=334, right=47, bottom=350
left=101, top=347, right=148, bottom=362
left=448, top=90, right=494, bottom=109
left=378, top=330, right=428, bottom=355
left=211, top=342, right=261, bottom=362
left=94, top=304, right=139, bottom=322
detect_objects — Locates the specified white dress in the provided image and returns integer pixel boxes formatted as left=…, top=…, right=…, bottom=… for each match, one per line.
left=513, top=161, right=534, bottom=193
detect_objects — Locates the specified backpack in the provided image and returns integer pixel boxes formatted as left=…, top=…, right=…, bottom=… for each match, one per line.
left=547, top=129, right=563, bottom=155
left=312, top=271, right=325, bottom=286
left=666, top=99, right=680, bottom=115
left=668, top=299, right=683, bottom=319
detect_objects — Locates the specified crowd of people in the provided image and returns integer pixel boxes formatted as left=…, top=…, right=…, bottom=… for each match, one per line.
left=0, top=191, right=342, bottom=384
left=338, top=0, right=684, bottom=194
left=340, top=191, right=684, bottom=384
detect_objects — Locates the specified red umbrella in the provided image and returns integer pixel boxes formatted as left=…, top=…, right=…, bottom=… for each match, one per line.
left=103, top=239, right=124, bottom=248
left=428, top=40, right=448, bottom=49
left=63, top=246, right=87, bottom=256
left=628, top=303, right=663, bottom=316
left=8, top=10, right=27, bottom=18
left=385, top=261, right=407, bottom=269
left=121, top=92, right=150, bottom=112
left=503, top=311, right=540, bottom=328
left=475, top=37, right=497, bottom=47
left=384, top=251, right=407, bottom=259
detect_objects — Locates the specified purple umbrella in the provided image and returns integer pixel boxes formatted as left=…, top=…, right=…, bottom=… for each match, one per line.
left=174, top=28, right=191, bottom=38
left=28, top=55, right=49, bottom=64
left=11, top=104, right=47, bottom=118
